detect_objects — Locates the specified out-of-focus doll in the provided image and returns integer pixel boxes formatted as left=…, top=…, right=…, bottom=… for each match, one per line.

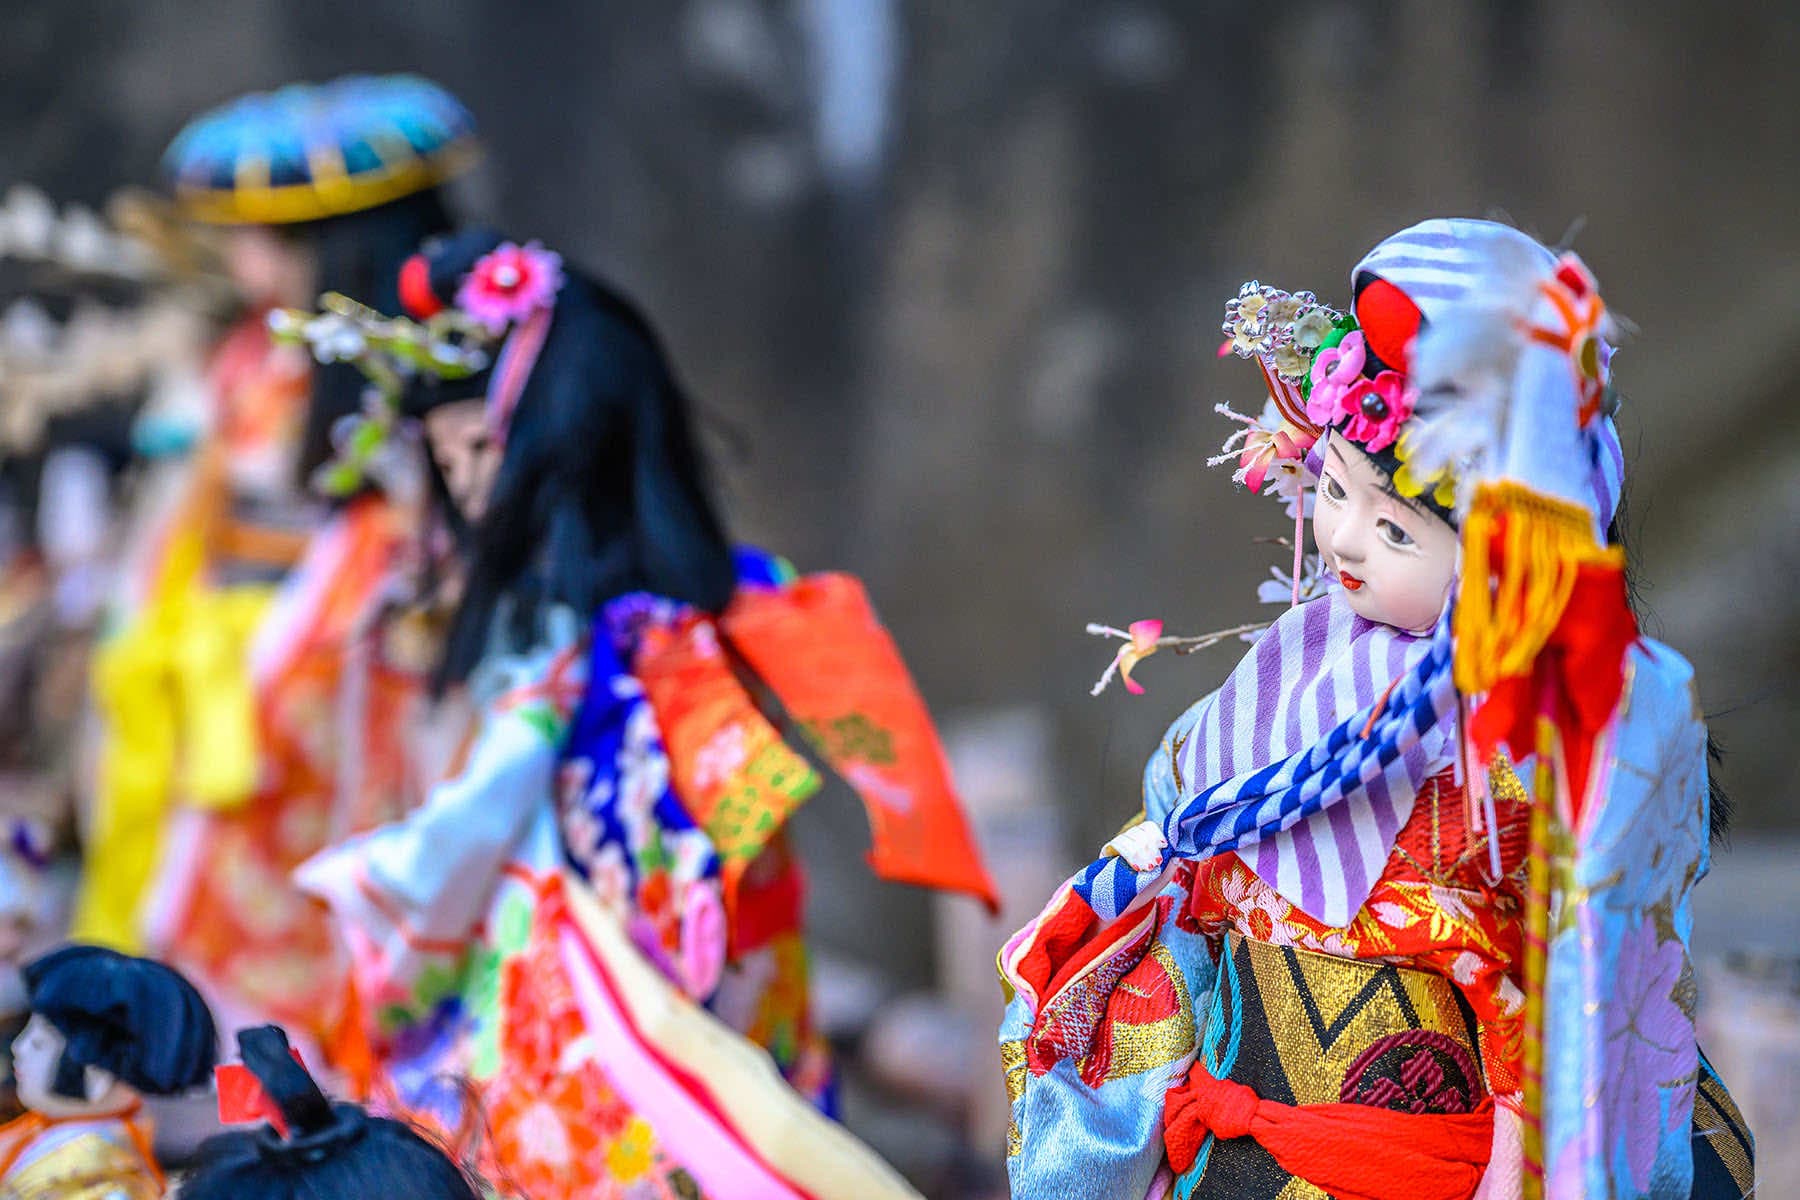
left=0, top=945, right=215, bottom=1199
left=999, top=220, right=1753, bottom=1199
left=73, top=76, right=474, bottom=1072
left=290, top=229, right=995, bottom=1197
left=0, top=189, right=227, bottom=1116
left=183, top=1024, right=482, bottom=1200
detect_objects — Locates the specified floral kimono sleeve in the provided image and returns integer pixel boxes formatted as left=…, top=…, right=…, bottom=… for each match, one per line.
left=1544, top=640, right=1709, bottom=1199
left=296, top=702, right=557, bottom=992
left=998, top=875, right=1212, bottom=1199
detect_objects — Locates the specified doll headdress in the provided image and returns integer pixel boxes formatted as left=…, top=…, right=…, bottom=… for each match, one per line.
left=1216, top=218, right=1623, bottom=533
left=22, top=944, right=217, bottom=1097
left=164, top=74, right=479, bottom=226
left=281, top=227, right=737, bottom=686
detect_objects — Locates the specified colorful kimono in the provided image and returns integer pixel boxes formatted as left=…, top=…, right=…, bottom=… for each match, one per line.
left=1000, top=583, right=1750, bottom=1199
left=0, top=1110, right=161, bottom=1200
left=301, top=553, right=993, bottom=1198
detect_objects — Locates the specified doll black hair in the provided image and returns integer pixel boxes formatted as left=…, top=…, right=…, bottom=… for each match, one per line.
left=294, top=186, right=457, bottom=489
left=22, top=944, right=217, bottom=1100
left=183, top=1026, right=482, bottom=1200
left=406, top=228, right=737, bottom=693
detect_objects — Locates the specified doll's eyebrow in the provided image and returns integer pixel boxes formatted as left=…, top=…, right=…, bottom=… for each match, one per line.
left=1329, top=439, right=1436, bottom=521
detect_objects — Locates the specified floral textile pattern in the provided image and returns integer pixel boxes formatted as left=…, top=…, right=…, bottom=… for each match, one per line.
left=1602, top=920, right=1699, bottom=1191
left=1184, top=766, right=1529, bottom=1093
left=558, top=602, right=724, bottom=1002
left=456, top=241, right=565, bottom=334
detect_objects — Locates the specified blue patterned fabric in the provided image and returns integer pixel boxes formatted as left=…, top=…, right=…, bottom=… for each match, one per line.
left=1544, top=640, right=1708, bottom=1198
left=1002, top=879, right=1215, bottom=1200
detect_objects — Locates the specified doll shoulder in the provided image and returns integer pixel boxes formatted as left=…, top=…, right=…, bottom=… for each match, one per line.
left=0, top=1117, right=160, bottom=1199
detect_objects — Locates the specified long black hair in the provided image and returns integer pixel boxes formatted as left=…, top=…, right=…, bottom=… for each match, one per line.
left=183, top=1026, right=481, bottom=1200
left=295, top=187, right=456, bottom=488
left=407, top=229, right=736, bottom=692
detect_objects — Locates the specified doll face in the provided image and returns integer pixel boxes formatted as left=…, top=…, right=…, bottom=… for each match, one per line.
left=221, top=226, right=316, bottom=309
left=1312, top=435, right=1458, bottom=633
left=11, top=1014, right=125, bottom=1117
left=423, top=398, right=502, bottom=525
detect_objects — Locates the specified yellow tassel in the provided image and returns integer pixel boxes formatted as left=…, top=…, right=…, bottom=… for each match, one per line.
left=1453, top=481, right=1622, bottom=695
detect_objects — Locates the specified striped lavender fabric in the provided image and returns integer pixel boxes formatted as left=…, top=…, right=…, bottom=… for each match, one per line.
left=1351, top=217, right=1556, bottom=306
left=1072, top=590, right=1457, bottom=927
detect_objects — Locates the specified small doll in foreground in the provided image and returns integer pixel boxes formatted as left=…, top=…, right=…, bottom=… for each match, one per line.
left=0, top=945, right=216, bottom=1199
left=184, top=1025, right=480, bottom=1200
left=1000, top=220, right=1753, bottom=1200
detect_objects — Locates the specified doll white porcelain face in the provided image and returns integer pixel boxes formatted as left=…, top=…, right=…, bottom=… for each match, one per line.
left=1312, top=435, right=1458, bottom=633
left=11, top=1014, right=127, bottom=1117
left=423, top=397, right=502, bottom=525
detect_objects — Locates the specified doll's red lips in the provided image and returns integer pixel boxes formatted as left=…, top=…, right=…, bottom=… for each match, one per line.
left=1340, top=572, right=1364, bottom=591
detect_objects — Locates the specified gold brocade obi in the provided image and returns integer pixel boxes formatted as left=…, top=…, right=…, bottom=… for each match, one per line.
left=0, top=1113, right=163, bottom=1200
left=1183, top=932, right=1490, bottom=1200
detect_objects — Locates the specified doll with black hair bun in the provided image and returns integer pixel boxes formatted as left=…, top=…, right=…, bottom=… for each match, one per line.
left=184, top=1024, right=482, bottom=1200
left=0, top=944, right=215, bottom=1199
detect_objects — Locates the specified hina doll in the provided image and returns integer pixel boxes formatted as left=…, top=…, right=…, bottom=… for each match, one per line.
left=0, top=945, right=216, bottom=1199
left=185, top=1024, right=482, bottom=1200
left=293, top=229, right=996, bottom=1198
left=999, top=219, right=1753, bottom=1199
left=76, top=75, right=475, bottom=1069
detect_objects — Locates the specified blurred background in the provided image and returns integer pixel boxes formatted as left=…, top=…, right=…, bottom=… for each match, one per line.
left=4, top=1, right=1798, bottom=1195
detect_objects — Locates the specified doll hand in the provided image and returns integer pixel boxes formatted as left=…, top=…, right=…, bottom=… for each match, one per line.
left=1103, top=820, right=1168, bottom=874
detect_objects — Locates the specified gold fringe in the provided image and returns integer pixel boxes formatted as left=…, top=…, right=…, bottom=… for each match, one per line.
left=1453, top=481, right=1623, bottom=694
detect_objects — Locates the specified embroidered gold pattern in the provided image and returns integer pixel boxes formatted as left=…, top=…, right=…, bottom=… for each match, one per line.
left=1000, top=1039, right=1028, bottom=1158
left=1101, top=942, right=1196, bottom=1082
left=1240, top=935, right=1486, bottom=1106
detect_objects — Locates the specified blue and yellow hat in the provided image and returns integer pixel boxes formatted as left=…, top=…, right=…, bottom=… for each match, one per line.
left=164, top=74, right=478, bottom=226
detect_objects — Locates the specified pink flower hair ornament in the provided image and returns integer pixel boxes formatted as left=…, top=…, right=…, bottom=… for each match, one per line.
left=456, top=240, right=565, bottom=334
left=1304, top=330, right=1366, bottom=426
left=1335, top=369, right=1412, bottom=452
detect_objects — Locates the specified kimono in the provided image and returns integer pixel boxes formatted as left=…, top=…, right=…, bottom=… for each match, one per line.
left=134, top=495, right=418, bottom=1062
left=300, top=552, right=993, bottom=1199
left=0, top=1110, right=161, bottom=1200
left=999, top=592, right=1750, bottom=1200
left=70, top=307, right=315, bottom=953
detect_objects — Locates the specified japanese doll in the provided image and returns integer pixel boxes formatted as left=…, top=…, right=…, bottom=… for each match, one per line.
left=998, top=219, right=1753, bottom=1199
left=0, top=945, right=215, bottom=1200
left=294, top=229, right=997, bottom=1198
left=75, top=75, right=474, bottom=1067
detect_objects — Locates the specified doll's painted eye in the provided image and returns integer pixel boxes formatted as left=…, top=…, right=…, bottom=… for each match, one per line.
left=1377, top=518, right=1414, bottom=548
left=1320, top=474, right=1346, bottom=502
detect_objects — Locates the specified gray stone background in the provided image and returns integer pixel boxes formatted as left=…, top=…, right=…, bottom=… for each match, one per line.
left=6, top=0, right=1797, bottom=1192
